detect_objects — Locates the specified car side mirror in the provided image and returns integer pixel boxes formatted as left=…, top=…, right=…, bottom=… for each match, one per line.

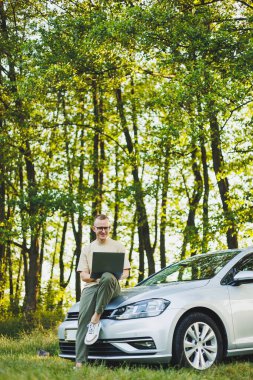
left=232, top=270, right=253, bottom=286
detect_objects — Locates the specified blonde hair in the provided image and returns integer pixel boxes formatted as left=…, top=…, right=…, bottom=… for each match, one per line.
left=94, top=214, right=110, bottom=225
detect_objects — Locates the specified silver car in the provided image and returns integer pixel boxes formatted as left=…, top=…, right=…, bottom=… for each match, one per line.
left=58, top=247, right=253, bottom=370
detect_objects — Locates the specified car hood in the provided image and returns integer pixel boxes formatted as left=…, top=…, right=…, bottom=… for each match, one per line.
left=67, top=280, right=210, bottom=313
left=106, top=279, right=210, bottom=310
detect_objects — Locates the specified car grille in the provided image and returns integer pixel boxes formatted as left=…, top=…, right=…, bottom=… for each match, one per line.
left=59, top=339, right=156, bottom=357
left=59, top=340, right=75, bottom=356
left=90, top=341, right=133, bottom=356
left=66, top=309, right=112, bottom=321
left=65, top=312, right=79, bottom=321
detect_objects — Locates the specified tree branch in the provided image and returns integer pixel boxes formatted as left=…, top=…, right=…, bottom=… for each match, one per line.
left=221, top=97, right=253, bottom=130
left=8, top=240, right=30, bottom=254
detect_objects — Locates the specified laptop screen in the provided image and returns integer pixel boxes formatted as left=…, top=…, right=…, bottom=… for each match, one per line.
left=91, top=251, right=125, bottom=279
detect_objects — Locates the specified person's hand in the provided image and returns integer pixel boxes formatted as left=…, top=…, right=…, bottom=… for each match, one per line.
left=119, top=269, right=130, bottom=280
left=80, top=271, right=96, bottom=283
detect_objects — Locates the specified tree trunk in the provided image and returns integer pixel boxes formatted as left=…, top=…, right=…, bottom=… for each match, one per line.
left=137, top=225, right=145, bottom=282
left=46, top=226, right=58, bottom=310
left=7, top=245, right=13, bottom=309
left=59, top=220, right=68, bottom=290
left=24, top=236, right=40, bottom=312
left=74, top=124, right=85, bottom=302
left=13, top=251, right=23, bottom=314
left=198, top=122, right=210, bottom=253
left=38, top=224, right=46, bottom=306
left=181, top=146, right=203, bottom=260
left=115, top=87, right=155, bottom=275
left=74, top=227, right=82, bottom=302
left=62, top=96, right=85, bottom=302
left=0, top=119, right=6, bottom=301
left=209, top=113, right=238, bottom=248
left=22, top=141, right=41, bottom=313
left=125, top=210, right=136, bottom=286
left=18, top=160, right=29, bottom=299
left=160, top=144, right=170, bottom=268
left=91, top=80, right=102, bottom=222
left=112, top=145, right=120, bottom=240
left=73, top=126, right=85, bottom=302
left=58, top=219, right=73, bottom=308
left=99, top=90, right=105, bottom=209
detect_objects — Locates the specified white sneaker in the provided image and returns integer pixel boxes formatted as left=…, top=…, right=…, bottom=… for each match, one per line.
left=84, top=322, right=101, bottom=345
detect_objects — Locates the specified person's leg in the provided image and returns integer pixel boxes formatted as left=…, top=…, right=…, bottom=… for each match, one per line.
left=84, top=273, right=121, bottom=344
left=94, top=272, right=121, bottom=316
left=75, top=285, right=99, bottom=365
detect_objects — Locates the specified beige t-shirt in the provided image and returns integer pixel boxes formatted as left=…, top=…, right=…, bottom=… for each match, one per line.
left=77, top=238, right=130, bottom=287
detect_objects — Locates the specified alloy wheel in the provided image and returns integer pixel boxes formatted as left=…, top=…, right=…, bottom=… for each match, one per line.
left=183, top=321, right=218, bottom=370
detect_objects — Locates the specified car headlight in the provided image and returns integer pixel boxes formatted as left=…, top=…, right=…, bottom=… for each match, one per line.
left=110, top=298, right=170, bottom=320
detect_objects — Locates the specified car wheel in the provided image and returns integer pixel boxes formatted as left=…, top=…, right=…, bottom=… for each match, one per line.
left=172, top=312, right=223, bottom=370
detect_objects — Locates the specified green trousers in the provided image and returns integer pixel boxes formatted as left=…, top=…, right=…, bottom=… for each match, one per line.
left=75, top=272, right=121, bottom=363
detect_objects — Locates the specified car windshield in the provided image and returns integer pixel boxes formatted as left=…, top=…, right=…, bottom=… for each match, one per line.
left=139, top=250, right=240, bottom=286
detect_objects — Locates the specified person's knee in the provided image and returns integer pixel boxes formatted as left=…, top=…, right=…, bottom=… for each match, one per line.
left=100, top=272, right=116, bottom=284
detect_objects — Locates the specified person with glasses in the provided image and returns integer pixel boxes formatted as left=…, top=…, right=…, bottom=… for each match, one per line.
left=75, top=214, right=130, bottom=368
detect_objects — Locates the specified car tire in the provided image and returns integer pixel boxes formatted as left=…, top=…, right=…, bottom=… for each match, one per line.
left=172, top=312, right=223, bottom=370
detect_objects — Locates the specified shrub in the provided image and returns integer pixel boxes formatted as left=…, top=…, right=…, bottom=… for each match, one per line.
left=0, top=309, right=65, bottom=337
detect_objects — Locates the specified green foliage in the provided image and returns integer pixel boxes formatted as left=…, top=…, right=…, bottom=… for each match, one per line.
left=0, top=310, right=65, bottom=337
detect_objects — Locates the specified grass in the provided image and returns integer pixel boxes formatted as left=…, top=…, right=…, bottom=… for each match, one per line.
left=0, top=329, right=253, bottom=380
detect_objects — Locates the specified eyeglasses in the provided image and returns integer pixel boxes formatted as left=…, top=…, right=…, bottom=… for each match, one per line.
left=94, top=226, right=111, bottom=231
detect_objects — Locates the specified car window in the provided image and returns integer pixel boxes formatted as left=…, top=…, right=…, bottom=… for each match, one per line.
left=139, top=250, right=240, bottom=286
left=221, top=254, right=253, bottom=285
left=238, top=255, right=253, bottom=271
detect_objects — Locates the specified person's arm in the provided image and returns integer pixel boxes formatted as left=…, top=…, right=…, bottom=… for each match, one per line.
left=120, top=269, right=130, bottom=280
left=80, top=269, right=96, bottom=283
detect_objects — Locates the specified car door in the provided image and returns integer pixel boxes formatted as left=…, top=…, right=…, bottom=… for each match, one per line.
left=227, top=254, right=253, bottom=348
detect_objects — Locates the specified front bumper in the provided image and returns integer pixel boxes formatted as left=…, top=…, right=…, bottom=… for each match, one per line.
left=58, top=307, right=183, bottom=363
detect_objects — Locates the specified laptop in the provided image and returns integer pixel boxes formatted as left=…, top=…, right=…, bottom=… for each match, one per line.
left=91, top=251, right=125, bottom=280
